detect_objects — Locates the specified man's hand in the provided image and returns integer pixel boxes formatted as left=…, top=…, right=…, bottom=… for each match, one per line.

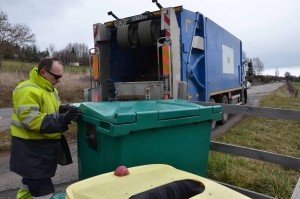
left=59, top=104, right=73, bottom=114
left=64, top=107, right=81, bottom=123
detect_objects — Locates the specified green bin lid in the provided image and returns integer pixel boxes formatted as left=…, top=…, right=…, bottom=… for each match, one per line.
left=74, top=100, right=221, bottom=137
left=77, top=100, right=220, bottom=124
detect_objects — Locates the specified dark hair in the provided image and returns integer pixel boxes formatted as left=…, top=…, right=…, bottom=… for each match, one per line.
left=38, top=57, right=62, bottom=72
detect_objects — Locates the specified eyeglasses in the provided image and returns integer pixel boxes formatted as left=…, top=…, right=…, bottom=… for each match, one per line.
left=46, top=70, right=63, bottom=80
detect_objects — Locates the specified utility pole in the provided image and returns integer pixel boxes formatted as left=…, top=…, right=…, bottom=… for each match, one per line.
left=275, top=67, right=279, bottom=77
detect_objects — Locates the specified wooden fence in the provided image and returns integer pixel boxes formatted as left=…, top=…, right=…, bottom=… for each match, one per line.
left=193, top=101, right=300, bottom=199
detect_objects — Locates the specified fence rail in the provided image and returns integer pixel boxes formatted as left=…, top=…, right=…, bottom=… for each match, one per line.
left=195, top=101, right=300, bottom=121
left=210, top=141, right=300, bottom=170
left=192, top=101, right=300, bottom=199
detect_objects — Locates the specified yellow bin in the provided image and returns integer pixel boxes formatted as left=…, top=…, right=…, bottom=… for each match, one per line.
left=65, top=164, right=250, bottom=199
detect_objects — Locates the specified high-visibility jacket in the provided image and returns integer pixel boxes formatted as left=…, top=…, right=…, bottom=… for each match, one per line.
left=10, top=67, right=69, bottom=178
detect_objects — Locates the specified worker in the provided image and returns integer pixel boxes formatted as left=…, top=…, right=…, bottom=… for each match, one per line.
left=10, top=57, right=81, bottom=199
left=243, top=77, right=248, bottom=104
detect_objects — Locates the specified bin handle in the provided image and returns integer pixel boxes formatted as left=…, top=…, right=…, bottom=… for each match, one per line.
left=96, top=126, right=110, bottom=135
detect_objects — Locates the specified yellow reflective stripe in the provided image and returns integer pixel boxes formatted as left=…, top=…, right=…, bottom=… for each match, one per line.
left=12, top=112, right=59, bottom=132
left=13, top=84, right=40, bottom=93
left=22, top=111, right=40, bottom=129
left=17, top=188, right=32, bottom=199
left=11, top=120, right=27, bottom=131
left=18, top=106, right=39, bottom=116
left=53, top=90, right=61, bottom=103
left=17, top=106, right=39, bottom=124
left=13, top=106, right=40, bottom=131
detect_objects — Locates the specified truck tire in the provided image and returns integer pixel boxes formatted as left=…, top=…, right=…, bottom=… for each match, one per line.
left=209, top=98, right=216, bottom=129
left=217, top=95, right=228, bottom=125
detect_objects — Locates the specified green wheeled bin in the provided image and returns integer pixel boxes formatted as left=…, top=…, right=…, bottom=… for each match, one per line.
left=74, top=99, right=221, bottom=180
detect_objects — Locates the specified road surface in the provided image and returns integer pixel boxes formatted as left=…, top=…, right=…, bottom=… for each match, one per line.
left=0, top=82, right=285, bottom=198
left=211, top=82, right=285, bottom=139
left=0, top=108, right=13, bottom=132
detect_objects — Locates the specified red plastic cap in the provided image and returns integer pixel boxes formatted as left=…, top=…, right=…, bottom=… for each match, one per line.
left=114, top=166, right=129, bottom=177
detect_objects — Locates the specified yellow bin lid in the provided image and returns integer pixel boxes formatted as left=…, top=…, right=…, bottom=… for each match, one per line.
left=66, top=164, right=250, bottom=199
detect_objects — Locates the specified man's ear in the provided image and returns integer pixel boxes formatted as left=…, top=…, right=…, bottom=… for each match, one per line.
left=39, top=69, right=46, bottom=77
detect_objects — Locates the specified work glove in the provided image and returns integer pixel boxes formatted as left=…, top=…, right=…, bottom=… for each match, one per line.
left=59, top=104, right=73, bottom=114
left=64, top=107, right=82, bottom=124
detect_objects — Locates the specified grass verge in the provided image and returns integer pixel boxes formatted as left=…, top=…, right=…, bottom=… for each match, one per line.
left=207, top=83, right=300, bottom=199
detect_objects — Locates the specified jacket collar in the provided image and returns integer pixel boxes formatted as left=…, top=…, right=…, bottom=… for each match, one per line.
left=30, top=67, right=54, bottom=92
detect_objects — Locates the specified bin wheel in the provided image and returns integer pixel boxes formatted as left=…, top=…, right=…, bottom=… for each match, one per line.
left=209, top=98, right=216, bottom=129
left=217, top=95, right=229, bottom=125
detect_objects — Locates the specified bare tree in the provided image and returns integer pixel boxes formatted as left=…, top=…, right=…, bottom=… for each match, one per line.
left=252, top=57, right=264, bottom=75
left=242, top=51, right=249, bottom=74
left=53, top=42, right=89, bottom=66
left=247, top=59, right=254, bottom=77
left=284, top=71, right=291, bottom=81
left=49, top=43, right=56, bottom=57
left=0, top=9, right=36, bottom=69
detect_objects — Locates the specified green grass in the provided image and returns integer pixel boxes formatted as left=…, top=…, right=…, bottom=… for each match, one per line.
left=291, top=82, right=300, bottom=90
left=291, top=82, right=300, bottom=98
left=207, top=83, right=300, bottom=199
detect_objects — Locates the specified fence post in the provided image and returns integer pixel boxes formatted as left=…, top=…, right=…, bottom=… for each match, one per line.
left=292, top=178, right=300, bottom=199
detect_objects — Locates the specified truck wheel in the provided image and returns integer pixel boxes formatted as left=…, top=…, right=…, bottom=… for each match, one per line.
left=217, top=95, right=228, bottom=125
left=209, top=98, right=216, bottom=129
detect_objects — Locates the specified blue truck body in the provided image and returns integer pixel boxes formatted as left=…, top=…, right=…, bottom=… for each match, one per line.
left=178, top=9, right=243, bottom=102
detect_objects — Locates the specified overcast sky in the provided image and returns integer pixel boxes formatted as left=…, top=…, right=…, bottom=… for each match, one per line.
left=1, top=0, right=299, bottom=76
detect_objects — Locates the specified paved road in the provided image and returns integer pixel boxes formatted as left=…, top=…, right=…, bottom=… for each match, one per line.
left=0, top=108, right=13, bottom=117
left=211, top=82, right=285, bottom=139
left=0, top=108, right=13, bottom=132
left=0, top=83, right=285, bottom=198
left=246, top=82, right=284, bottom=106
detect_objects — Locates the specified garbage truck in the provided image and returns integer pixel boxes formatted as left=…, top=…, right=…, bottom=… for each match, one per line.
left=85, top=0, right=245, bottom=125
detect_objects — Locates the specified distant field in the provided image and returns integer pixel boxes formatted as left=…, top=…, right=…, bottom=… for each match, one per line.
left=1, top=60, right=89, bottom=73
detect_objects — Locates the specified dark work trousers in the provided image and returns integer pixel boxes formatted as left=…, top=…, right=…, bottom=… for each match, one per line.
left=22, top=177, right=54, bottom=197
